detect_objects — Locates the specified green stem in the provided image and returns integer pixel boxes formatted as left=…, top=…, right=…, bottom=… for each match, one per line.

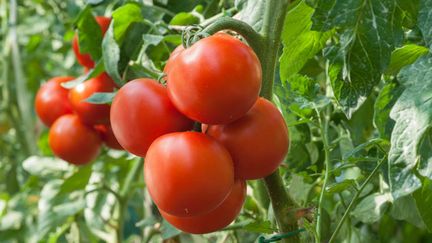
left=315, top=107, right=331, bottom=243
left=115, top=158, right=144, bottom=242
left=202, top=17, right=264, bottom=60
left=328, top=157, right=386, bottom=243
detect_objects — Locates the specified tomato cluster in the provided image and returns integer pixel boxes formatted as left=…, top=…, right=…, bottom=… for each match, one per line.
left=35, top=16, right=122, bottom=165
left=110, top=33, right=289, bottom=234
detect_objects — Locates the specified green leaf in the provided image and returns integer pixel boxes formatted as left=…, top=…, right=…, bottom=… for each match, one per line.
left=169, top=12, right=199, bottom=26
left=112, top=3, right=143, bottom=43
left=373, top=82, right=403, bottom=139
left=385, top=44, right=429, bottom=75
left=102, top=24, right=123, bottom=86
left=414, top=178, right=432, bottom=232
left=143, top=34, right=165, bottom=46
left=389, top=54, right=432, bottom=199
left=60, top=165, right=93, bottom=194
left=280, top=1, right=332, bottom=81
left=325, top=180, right=356, bottom=194
left=418, top=0, right=432, bottom=47
left=61, top=62, right=105, bottom=89
left=313, top=0, right=403, bottom=117
left=234, top=0, right=265, bottom=32
left=22, top=156, right=71, bottom=178
left=391, top=195, right=425, bottom=228
left=74, top=6, right=103, bottom=61
left=351, top=193, right=391, bottom=223
left=161, top=220, right=181, bottom=239
left=85, top=92, right=117, bottom=104
left=288, top=174, right=314, bottom=206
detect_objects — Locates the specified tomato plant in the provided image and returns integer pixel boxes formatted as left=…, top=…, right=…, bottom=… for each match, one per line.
left=3, top=0, right=432, bottom=242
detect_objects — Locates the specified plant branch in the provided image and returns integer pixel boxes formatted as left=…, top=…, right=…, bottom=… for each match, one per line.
left=328, top=157, right=386, bottom=243
left=202, top=17, right=264, bottom=60
left=315, top=106, right=331, bottom=243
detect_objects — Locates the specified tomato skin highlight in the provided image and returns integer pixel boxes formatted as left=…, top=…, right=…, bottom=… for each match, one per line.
left=207, top=98, right=289, bottom=180
left=167, top=33, right=262, bottom=124
left=69, top=72, right=117, bottom=126
left=72, top=16, right=111, bottom=68
left=94, top=124, right=123, bottom=150
left=49, top=114, right=101, bottom=165
left=110, top=78, right=193, bottom=157
left=144, top=132, right=235, bottom=217
left=160, top=180, right=246, bottom=234
left=35, top=76, right=74, bottom=127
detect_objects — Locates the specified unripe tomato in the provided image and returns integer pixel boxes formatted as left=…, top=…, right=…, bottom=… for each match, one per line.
left=206, top=98, right=289, bottom=180
left=160, top=180, right=246, bottom=234
left=167, top=33, right=262, bottom=124
left=49, top=114, right=101, bottom=165
left=163, top=45, right=184, bottom=75
left=94, top=124, right=123, bottom=150
left=35, top=76, right=74, bottom=127
left=72, top=16, right=111, bottom=68
left=110, top=79, right=193, bottom=157
left=69, top=72, right=117, bottom=125
left=145, top=132, right=234, bottom=217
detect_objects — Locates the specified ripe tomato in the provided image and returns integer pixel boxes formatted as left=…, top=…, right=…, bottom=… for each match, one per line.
left=163, top=45, right=184, bottom=75
left=49, top=114, right=101, bottom=165
left=72, top=16, right=111, bottom=68
left=206, top=98, right=289, bottom=180
left=160, top=180, right=246, bottom=234
left=167, top=33, right=262, bottom=124
left=35, top=76, right=74, bottom=127
left=94, top=124, right=123, bottom=150
left=145, top=132, right=234, bottom=217
left=110, top=78, right=193, bottom=157
left=69, top=72, right=117, bottom=125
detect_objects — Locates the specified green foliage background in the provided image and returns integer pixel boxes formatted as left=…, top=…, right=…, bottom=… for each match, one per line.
left=1, top=0, right=432, bottom=242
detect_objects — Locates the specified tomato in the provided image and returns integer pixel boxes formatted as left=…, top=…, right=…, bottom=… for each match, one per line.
left=35, top=76, right=74, bottom=127
left=206, top=98, right=289, bottom=180
left=94, top=124, right=123, bottom=150
left=160, top=180, right=245, bottom=234
left=69, top=72, right=117, bottom=125
left=72, top=16, right=111, bottom=68
left=110, top=78, right=193, bottom=157
left=145, top=132, right=234, bottom=217
left=49, top=114, right=101, bottom=165
left=167, top=33, right=262, bottom=124
left=163, top=45, right=184, bottom=75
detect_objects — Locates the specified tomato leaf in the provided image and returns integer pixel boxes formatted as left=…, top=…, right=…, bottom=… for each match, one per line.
left=373, top=81, right=403, bottom=140
left=85, top=92, right=116, bottom=104
left=385, top=44, right=429, bottom=75
left=312, top=0, right=403, bottom=118
left=61, top=61, right=105, bottom=89
left=389, top=54, right=432, bottom=199
left=414, top=178, right=432, bottom=232
left=351, top=193, right=391, bottom=223
left=418, top=0, right=432, bottom=47
left=280, top=1, right=332, bottom=81
left=74, top=6, right=103, bottom=61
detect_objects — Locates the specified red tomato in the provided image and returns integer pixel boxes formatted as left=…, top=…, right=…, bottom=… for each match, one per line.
left=35, top=76, right=74, bottom=127
left=110, top=78, right=193, bottom=157
left=94, top=124, right=123, bottom=150
left=160, top=180, right=246, bottom=234
left=206, top=98, right=289, bottom=180
left=49, top=114, right=101, bottom=165
left=145, top=132, right=234, bottom=217
left=163, top=45, right=184, bottom=75
left=167, top=33, right=262, bottom=124
left=69, top=72, right=117, bottom=125
left=72, top=16, right=111, bottom=68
